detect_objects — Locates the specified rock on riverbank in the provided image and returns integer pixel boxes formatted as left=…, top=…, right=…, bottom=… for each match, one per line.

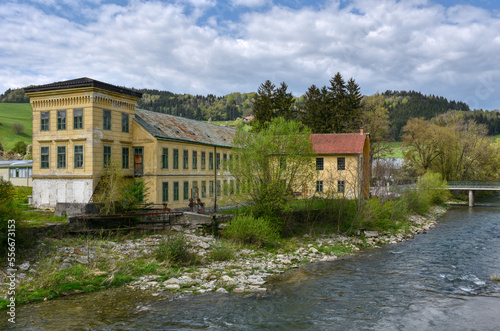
left=1, top=206, right=446, bottom=300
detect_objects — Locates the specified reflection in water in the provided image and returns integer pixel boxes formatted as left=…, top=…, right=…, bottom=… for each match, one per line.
left=3, top=198, right=500, bottom=330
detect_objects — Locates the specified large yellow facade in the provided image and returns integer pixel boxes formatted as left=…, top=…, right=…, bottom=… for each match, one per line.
left=25, top=78, right=235, bottom=210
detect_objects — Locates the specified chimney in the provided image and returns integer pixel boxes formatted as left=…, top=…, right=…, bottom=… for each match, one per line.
left=360, top=127, right=364, bottom=134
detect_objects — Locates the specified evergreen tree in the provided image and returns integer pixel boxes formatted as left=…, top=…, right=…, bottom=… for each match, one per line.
left=253, top=80, right=275, bottom=127
left=301, top=72, right=363, bottom=133
left=252, top=80, right=295, bottom=127
left=274, top=82, right=295, bottom=120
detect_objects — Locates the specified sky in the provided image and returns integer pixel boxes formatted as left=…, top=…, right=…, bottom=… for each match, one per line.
left=1, top=0, right=499, bottom=110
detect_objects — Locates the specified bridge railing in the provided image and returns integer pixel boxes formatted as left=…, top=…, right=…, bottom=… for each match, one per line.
left=447, top=181, right=500, bottom=188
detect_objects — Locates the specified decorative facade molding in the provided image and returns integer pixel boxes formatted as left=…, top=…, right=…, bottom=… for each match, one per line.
left=30, top=93, right=135, bottom=111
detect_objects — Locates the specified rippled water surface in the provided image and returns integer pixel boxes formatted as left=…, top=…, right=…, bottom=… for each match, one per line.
left=3, top=197, right=500, bottom=330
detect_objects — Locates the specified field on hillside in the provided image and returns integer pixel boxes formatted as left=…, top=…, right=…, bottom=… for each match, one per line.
left=0, top=103, right=32, bottom=151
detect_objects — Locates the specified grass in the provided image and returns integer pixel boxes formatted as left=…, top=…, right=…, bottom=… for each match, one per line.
left=379, top=141, right=404, bottom=159
left=0, top=103, right=32, bottom=151
left=491, top=275, right=500, bottom=281
left=10, top=187, right=67, bottom=223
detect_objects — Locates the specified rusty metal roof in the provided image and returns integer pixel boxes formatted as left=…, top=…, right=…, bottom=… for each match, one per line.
left=135, top=109, right=235, bottom=147
left=24, top=77, right=143, bottom=99
left=310, top=133, right=368, bottom=154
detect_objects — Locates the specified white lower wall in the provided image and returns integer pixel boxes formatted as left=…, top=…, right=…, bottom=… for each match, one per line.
left=32, top=178, right=94, bottom=208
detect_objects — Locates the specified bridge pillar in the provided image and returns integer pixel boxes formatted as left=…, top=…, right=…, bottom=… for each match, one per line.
left=469, top=190, right=474, bottom=207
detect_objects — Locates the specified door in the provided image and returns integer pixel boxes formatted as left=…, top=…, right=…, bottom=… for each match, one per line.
left=134, top=147, right=144, bottom=176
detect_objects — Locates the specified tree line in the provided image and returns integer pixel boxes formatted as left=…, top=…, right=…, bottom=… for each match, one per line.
left=2, top=83, right=498, bottom=138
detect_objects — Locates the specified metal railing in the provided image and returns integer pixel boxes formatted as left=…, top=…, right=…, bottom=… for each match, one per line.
left=447, top=181, right=500, bottom=188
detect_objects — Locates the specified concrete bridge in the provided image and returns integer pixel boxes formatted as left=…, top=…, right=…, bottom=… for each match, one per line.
left=447, top=181, right=500, bottom=206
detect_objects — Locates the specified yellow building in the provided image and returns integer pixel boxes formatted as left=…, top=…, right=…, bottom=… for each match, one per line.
left=24, top=78, right=235, bottom=210
left=310, top=131, right=370, bottom=199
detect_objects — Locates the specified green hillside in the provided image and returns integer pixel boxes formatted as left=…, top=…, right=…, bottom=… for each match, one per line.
left=0, top=103, right=32, bottom=151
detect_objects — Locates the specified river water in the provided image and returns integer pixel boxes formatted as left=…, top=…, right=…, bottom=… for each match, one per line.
left=3, top=196, right=500, bottom=330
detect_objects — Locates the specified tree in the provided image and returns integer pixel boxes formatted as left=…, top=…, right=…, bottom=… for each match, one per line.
left=301, top=73, right=363, bottom=133
left=361, top=94, right=391, bottom=182
left=12, top=141, right=27, bottom=155
left=274, top=82, right=295, bottom=120
left=402, top=113, right=499, bottom=181
left=301, top=85, right=331, bottom=133
left=93, top=163, right=148, bottom=215
left=252, top=80, right=295, bottom=128
left=402, top=118, right=445, bottom=174
left=252, top=80, right=275, bottom=127
left=362, top=94, right=390, bottom=159
left=12, top=123, right=24, bottom=135
left=229, top=117, right=315, bottom=223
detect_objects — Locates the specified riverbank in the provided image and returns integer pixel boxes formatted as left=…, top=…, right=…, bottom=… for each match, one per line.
left=0, top=206, right=447, bottom=308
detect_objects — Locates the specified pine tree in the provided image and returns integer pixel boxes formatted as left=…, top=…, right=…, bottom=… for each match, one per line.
left=253, top=80, right=276, bottom=127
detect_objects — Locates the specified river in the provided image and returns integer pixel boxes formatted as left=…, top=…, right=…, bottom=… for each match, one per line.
left=3, top=196, right=500, bottom=330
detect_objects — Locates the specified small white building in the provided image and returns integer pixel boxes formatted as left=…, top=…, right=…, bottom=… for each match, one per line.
left=0, top=160, right=33, bottom=187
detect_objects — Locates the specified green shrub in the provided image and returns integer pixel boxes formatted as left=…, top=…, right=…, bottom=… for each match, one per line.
left=0, top=179, right=21, bottom=254
left=417, top=171, right=451, bottom=204
left=209, top=242, right=234, bottom=261
left=401, top=189, right=431, bottom=215
left=360, top=198, right=408, bottom=231
left=155, top=234, right=199, bottom=267
left=223, top=215, right=280, bottom=247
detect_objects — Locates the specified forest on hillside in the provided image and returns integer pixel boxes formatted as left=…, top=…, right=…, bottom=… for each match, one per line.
left=2, top=86, right=499, bottom=140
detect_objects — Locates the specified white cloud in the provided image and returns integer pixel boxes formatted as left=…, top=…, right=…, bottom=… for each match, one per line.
left=0, top=0, right=500, bottom=109
left=231, top=0, right=268, bottom=8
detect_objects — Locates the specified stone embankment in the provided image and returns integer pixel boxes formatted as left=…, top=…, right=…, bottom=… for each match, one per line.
left=1, top=206, right=446, bottom=299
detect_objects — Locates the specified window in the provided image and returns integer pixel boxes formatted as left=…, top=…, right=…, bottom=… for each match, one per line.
left=316, top=180, right=324, bottom=193
left=338, top=180, right=345, bottom=193
left=192, top=151, right=198, bottom=169
left=183, top=150, right=189, bottom=169
left=279, top=157, right=286, bottom=170
left=74, top=145, right=84, bottom=168
left=209, top=152, right=214, bottom=170
left=230, top=180, right=234, bottom=194
left=201, top=151, right=206, bottom=170
left=201, top=181, right=206, bottom=198
left=41, top=146, right=50, bottom=169
left=122, top=147, right=129, bottom=169
left=337, top=157, right=345, bottom=171
left=57, top=110, right=66, bottom=130
left=173, top=149, right=179, bottom=169
left=103, top=146, right=111, bottom=167
left=192, top=181, right=198, bottom=198
left=316, top=157, right=324, bottom=171
left=173, top=182, right=179, bottom=201
left=103, top=110, right=111, bottom=130
left=41, top=111, right=50, bottom=131
left=223, top=153, right=227, bottom=170
left=223, top=180, right=228, bottom=195
left=216, top=180, right=221, bottom=196
left=122, top=113, right=129, bottom=133
left=209, top=180, right=214, bottom=197
left=216, top=153, right=221, bottom=170
left=57, top=146, right=66, bottom=169
left=162, top=182, right=169, bottom=202
left=161, top=148, right=168, bottom=169
left=183, top=181, right=189, bottom=200
left=74, top=108, right=83, bottom=129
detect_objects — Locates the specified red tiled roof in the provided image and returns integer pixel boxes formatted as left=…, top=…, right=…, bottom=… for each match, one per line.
left=310, top=133, right=368, bottom=154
